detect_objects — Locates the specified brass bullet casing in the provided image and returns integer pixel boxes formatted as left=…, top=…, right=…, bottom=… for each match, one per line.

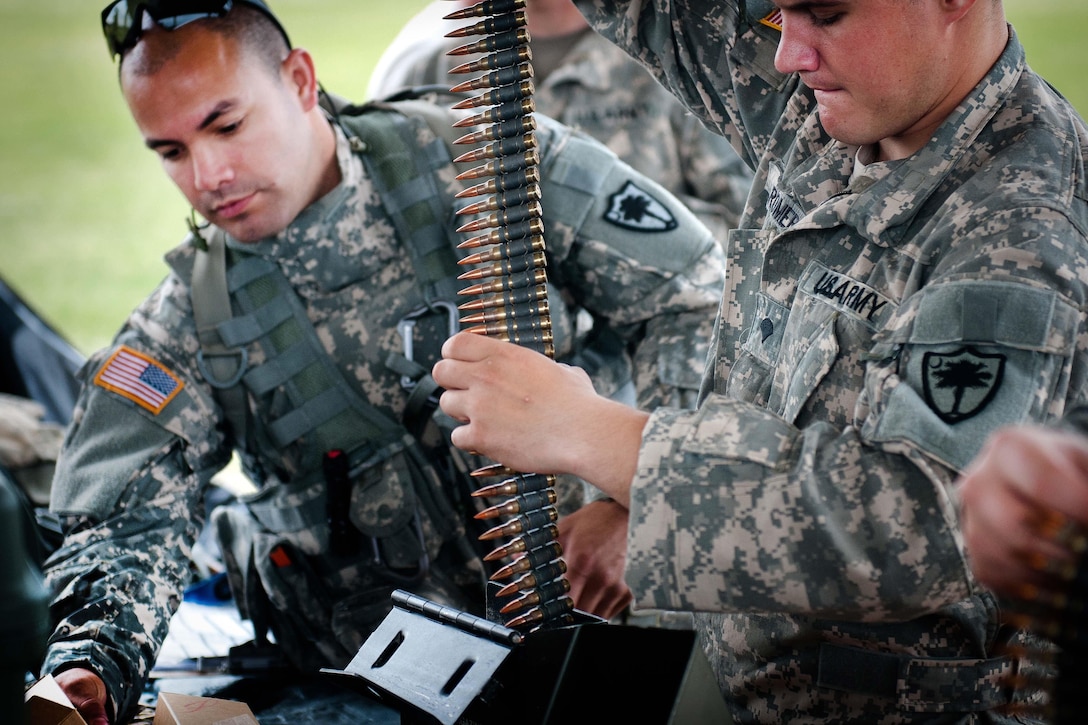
left=449, top=63, right=534, bottom=95
left=449, top=45, right=532, bottom=76
left=455, top=184, right=541, bottom=217
left=495, top=559, right=568, bottom=597
left=503, top=595, right=575, bottom=630
left=453, top=115, right=537, bottom=147
left=499, top=577, right=572, bottom=614
left=457, top=217, right=544, bottom=249
left=491, top=540, right=564, bottom=581
left=457, top=250, right=546, bottom=281
left=452, top=79, right=535, bottom=109
left=448, top=28, right=531, bottom=59
left=470, top=462, right=520, bottom=479
left=458, top=267, right=548, bottom=296
left=446, top=9, right=526, bottom=39
left=458, top=283, right=548, bottom=312
left=456, top=166, right=540, bottom=198
left=474, top=488, right=558, bottom=521
left=452, top=99, right=536, bottom=130
left=483, top=523, right=560, bottom=562
left=459, top=235, right=546, bottom=266
left=443, top=0, right=526, bottom=22
left=452, top=133, right=537, bottom=165
left=478, top=505, right=559, bottom=541
left=472, top=472, right=553, bottom=498
left=460, top=298, right=550, bottom=327
left=456, top=149, right=540, bottom=181
left=456, top=201, right=542, bottom=234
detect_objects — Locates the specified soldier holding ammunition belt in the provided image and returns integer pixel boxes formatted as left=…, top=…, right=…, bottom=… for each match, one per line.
left=39, top=2, right=727, bottom=723
left=434, top=0, right=1088, bottom=722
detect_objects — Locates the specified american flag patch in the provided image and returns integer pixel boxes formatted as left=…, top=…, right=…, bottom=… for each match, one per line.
left=760, top=9, right=783, bottom=31
left=94, top=346, right=183, bottom=415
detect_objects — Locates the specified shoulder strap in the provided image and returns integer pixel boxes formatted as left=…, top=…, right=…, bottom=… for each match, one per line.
left=191, top=226, right=249, bottom=444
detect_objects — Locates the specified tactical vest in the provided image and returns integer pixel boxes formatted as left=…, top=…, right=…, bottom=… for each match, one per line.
left=186, top=98, right=587, bottom=669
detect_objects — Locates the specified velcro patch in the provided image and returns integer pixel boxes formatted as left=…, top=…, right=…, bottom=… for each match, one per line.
left=922, top=347, right=1006, bottom=424
left=603, top=181, right=678, bottom=232
left=94, top=345, right=184, bottom=415
left=799, top=262, right=896, bottom=329
left=760, top=9, right=783, bottom=31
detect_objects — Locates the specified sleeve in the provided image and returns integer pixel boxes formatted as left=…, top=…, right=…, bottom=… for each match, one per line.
left=534, top=114, right=727, bottom=413
left=673, top=108, right=754, bottom=234
left=572, top=0, right=796, bottom=169
left=40, top=274, right=231, bottom=722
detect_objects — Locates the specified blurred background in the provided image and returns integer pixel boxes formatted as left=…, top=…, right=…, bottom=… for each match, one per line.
left=0, top=0, right=1084, bottom=357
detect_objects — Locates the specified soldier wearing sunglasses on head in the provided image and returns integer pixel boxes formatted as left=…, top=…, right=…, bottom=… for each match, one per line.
left=39, top=2, right=728, bottom=722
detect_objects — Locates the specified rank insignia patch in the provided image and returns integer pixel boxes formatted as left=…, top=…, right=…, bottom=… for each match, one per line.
left=604, top=181, right=678, bottom=232
left=922, top=347, right=1005, bottom=424
left=95, top=345, right=183, bottom=415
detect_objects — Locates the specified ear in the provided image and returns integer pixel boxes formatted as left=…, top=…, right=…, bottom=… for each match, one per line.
left=282, top=48, right=320, bottom=112
left=940, top=0, right=981, bottom=24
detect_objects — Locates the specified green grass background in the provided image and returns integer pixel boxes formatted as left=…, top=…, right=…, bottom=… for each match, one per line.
left=1, top=0, right=1084, bottom=356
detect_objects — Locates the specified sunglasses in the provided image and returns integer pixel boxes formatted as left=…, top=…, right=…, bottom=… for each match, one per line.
left=101, top=0, right=290, bottom=58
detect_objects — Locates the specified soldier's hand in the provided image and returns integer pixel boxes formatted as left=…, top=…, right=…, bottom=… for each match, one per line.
left=53, top=667, right=109, bottom=725
left=558, top=499, right=633, bottom=620
left=959, top=425, right=1088, bottom=597
left=435, top=332, right=647, bottom=505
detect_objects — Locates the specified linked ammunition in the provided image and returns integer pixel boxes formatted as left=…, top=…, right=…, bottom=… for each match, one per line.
left=448, top=28, right=531, bottom=58
left=491, top=540, right=564, bottom=581
left=452, top=79, right=535, bottom=109
left=454, top=115, right=537, bottom=146
left=450, top=63, right=535, bottom=95
left=458, top=267, right=548, bottom=296
left=458, top=218, right=544, bottom=249
left=443, top=0, right=526, bottom=21
left=499, top=577, right=572, bottom=614
left=449, top=46, right=532, bottom=76
left=457, top=251, right=546, bottom=281
left=495, top=559, right=568, bottom=597
left=453, top=100, right=537, bottom=130
left=459, top=236, right=545, bottom=265
left=478, top=505, right=559, bottom=541
left=483, top=523, right=560, bottom=561
left=470, top=462, right=521, bottom=478
left=474, top=488, right=558, bottom=520
left=503, top=595, right=575, bottom=629
left=486, top=327, right=554, bottom=357
left=458, top=283, right=548, bottom=312
left=456, top=201, right=542, bottom=234
left=460, top=298, right=550, bottom=326
left=446, top=10, right=526, bottom=39
left=453, top=133, right=537, bottom=165
left=455, top=185, right=541, bottom=217
left=456, top=167, right=540, bottom=198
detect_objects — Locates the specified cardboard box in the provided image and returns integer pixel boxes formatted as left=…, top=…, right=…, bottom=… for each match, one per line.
left=24, top=675, right=88, bottom=725
left=153, top=691, right=258, bottom=725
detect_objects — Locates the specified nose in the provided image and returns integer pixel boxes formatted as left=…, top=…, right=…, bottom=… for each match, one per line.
left=190, top=144, right=234, bottom=192
left=774, top=20, right=820, bottom=75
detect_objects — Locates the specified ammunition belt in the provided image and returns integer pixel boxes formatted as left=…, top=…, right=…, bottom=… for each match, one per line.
left=442, top=0, right=574, bottom=632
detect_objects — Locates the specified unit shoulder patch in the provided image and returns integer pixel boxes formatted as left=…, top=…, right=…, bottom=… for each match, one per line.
left=921, top=346, right=1006, bottom=424
left=604, top=181, right=678, bottom=232
left=94, top=345, right=184, bottom=415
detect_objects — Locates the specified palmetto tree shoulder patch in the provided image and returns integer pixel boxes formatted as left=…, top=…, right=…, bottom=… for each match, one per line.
left=604, top=181, right=678, bottom=232
left=921, top=346, right=1006, bottom=424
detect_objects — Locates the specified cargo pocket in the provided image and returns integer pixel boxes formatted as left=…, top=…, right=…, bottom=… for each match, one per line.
left=350, top=442, right=427, bottom=576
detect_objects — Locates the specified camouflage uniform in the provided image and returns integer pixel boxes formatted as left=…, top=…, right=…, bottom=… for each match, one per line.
left=40, top=101, right=727, bottom=722
left=373, top=2, right=753, bottom=242
left=571, top=0, right=1088, bottom=722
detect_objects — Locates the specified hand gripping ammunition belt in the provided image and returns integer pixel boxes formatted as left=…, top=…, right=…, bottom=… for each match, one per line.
left=442, top=0, right=574, bottom=633
left=993, top=515, right=1086, bottom=721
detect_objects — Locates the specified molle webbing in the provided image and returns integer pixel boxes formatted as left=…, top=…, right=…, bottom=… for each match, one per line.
left=342, top=105, right=466, bottom=306
left=217, top=251, right=406, bottom=470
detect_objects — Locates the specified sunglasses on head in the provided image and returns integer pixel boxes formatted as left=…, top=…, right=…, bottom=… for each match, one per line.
left=101, top=0, right=290, bottom=59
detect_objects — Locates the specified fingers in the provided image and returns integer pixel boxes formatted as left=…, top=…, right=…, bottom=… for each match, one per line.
left=53, top=668, right=110, bottom=725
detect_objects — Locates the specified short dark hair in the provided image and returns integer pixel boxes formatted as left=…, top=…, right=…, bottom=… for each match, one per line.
left=120, top=3, right=290, bottom=78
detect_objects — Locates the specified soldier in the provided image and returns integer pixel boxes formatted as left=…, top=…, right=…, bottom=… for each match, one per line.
left=41, top=2, right=727, bottom=723
left=369, top=0, right=753, bottom=243
left=434, top=0, right=1088, bottom=722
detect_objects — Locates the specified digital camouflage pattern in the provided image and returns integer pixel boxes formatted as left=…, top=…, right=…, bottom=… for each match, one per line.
left=573, top=0, right=1088, bottom=722
left=40, top=101, right=727, bottom=722
left=374, top=4, right=752, bottom=243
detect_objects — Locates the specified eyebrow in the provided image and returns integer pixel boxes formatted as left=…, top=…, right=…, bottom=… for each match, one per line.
left=774, top=0, right=844, bottom=10
left=144, top=100, right=235, bottom=150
